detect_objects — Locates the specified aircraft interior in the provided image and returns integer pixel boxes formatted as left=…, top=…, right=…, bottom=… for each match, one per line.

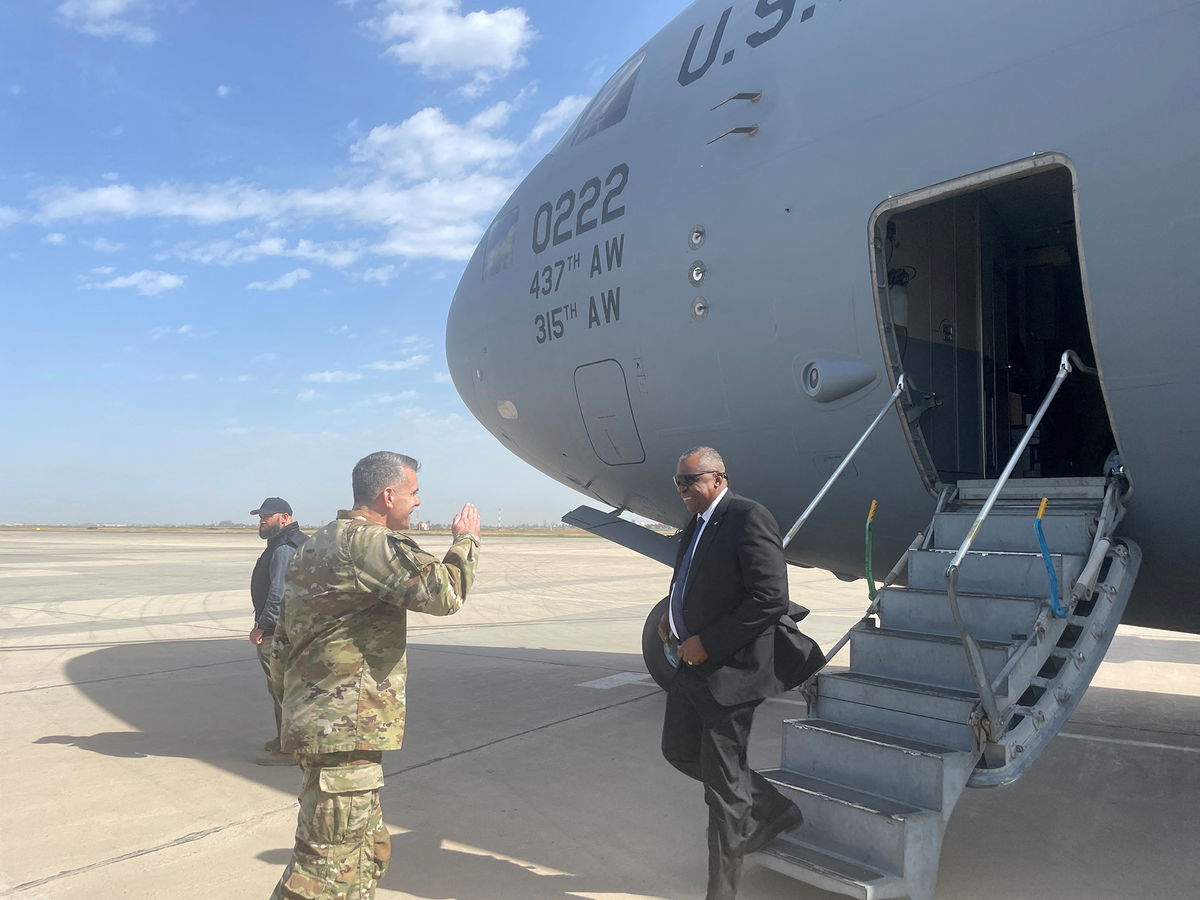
left=873, top=160, right=1117, bottom=489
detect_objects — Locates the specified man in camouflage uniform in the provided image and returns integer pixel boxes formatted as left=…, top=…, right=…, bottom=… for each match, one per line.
left=268, top=451, right=480, bottom=899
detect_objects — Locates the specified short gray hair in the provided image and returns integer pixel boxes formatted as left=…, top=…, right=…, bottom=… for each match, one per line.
left=678, top=446, right=726, bottom=474
left=352, top=451, right=420, bottom=505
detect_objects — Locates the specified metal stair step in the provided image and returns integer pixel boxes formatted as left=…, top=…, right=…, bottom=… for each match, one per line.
left=753, top=833, right=907, bottom=899
left=876, top=587, right=1038, bottom=642
left=849, top=627, right=1012, bottom=694
left=933, top=508, right=1095, bottom=554
left=907, top=547, right=1084, bottom=599
left=956, top=477, right=1106, bottom=500
left=781, top=718, right=967, bottom=811
left=759, top=767, right=937, bottom=875
left=817, top=695, right=978, bottom=753
left=818, top=672, right=978, bottom=721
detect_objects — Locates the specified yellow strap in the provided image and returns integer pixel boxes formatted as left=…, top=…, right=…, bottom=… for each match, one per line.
left=867, top=499, right=878, bottom=523
left=1037, top=497, right=1049, bottom=519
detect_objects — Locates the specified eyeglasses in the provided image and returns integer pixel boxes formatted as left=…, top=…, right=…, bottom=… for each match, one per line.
left=673, top=470, right=723, bottom=488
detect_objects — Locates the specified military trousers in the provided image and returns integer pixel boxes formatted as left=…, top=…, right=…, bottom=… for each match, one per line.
left=271, top=750, right=391, bottom=900
left=256, top=634, right=283, bottom=743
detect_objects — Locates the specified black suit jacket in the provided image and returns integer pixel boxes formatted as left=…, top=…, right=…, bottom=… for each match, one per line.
left=671, top=491, right=791, bottom=706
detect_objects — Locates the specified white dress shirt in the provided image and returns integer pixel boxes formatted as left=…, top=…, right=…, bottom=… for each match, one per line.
left=669, top=486, right=728, bottom=640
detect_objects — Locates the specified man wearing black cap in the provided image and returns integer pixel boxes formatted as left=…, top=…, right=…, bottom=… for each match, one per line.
left=250, top=497, right=308, bottom=765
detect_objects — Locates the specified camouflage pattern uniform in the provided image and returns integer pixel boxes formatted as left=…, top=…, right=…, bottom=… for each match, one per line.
left=268, top=510, right=479, bottom=899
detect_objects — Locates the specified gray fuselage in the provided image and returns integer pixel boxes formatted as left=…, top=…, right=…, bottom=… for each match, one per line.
left=448, top=0, right=1200, bottom=632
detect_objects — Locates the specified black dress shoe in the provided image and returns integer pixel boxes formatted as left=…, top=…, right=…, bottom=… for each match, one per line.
left=741, top=803, right=804, bottom=856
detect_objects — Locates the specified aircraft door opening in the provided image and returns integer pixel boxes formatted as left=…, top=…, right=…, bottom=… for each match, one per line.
left=870, top=156, right=1117, bottom=490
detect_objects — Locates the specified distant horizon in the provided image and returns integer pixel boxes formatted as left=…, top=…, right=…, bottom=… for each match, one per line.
left=0, top=519, right=590, bottom=530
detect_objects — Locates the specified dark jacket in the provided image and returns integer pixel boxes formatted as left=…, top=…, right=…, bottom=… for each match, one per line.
left=671, top=491, right=791, bottom=705
left=251, top=521, right=307, bottom=634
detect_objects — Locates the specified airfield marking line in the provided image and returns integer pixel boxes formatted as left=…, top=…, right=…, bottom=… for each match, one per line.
left=0, top=601, right=241, bottom=620
left=0, top=635, right=238, bottom=652
left=5, top=690, right=662, bottom=893
left=409, top=614, right=646, bottom=635
left=5, top=806, right=296, bottom=894
left=1064, top=716, right=1200, bottom=740
left=1058, top=732, right=1200, bottom=754
left=577, top=672, right=655, bottom=688
left=0, top=656, right=257, bottom=696
left=386, top=689, right=661, bottom=780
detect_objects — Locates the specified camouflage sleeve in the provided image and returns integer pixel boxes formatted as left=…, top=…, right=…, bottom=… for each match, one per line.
left=353, top=528, right=480, bottom=616
left=268, top=601, right=290, bottom=701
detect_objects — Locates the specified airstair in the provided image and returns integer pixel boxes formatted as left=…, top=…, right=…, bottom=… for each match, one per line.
left=749, top=353, right=1142, bottom=899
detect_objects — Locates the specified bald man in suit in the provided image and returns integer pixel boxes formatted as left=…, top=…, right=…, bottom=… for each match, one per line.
left=657, top=446, right=804, bottom=900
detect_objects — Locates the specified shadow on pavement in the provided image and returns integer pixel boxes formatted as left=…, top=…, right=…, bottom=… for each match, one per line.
left=40, top=634, right=1200, bottom=900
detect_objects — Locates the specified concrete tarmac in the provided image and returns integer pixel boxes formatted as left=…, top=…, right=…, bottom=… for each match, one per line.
left=1, top=530, right=1197, bottom=899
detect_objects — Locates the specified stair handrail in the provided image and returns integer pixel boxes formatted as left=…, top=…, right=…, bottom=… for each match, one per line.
left=944, top=349, right=1098, bottom=742
left=783, top=375, right=907, bottom=548
left=795, top=528, right=926, bottom=702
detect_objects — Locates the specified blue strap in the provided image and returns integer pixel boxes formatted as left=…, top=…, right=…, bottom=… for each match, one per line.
left=1035, top=518, right=1066, bottom=618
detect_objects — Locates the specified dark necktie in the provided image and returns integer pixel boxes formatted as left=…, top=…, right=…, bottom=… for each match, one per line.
left=669, top=515, right=704, bottom=641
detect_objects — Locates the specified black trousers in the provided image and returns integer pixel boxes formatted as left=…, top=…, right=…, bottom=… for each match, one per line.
left=661, top=664, right=792, bottom=900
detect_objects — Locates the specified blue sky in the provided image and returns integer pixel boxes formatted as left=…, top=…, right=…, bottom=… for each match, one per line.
left=0, top=0, right=680, bottom=526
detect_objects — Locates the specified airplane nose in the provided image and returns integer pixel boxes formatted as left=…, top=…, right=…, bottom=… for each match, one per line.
left=446, top=201, right=529, bottom=437
left=445, top=270, right=485, bottom=421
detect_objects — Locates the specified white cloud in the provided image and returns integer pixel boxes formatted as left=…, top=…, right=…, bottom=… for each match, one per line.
left=180, top=372, right=200, bottom=381
left=219, top=375, right=255, bottom=383
left=84, top=268, right=185, bottom=296
left=366, top=1, right=535, bottom=88
left=372, top=220, right=489, bottom=260
left=246, top=268, right=312, bottom=291
left=43, top=232, right=67, bottom=245
left=357, top=265, right=397, bottom=285
left=356, top=390, right=419, bottom=406
left=304, top=370, right=364, bottom=384
left=364, top=354, right=429, bottom=371
left=150, top=324, right=193, bottom=340
left=433, top=371, right=452, bottom=384
left=31, top=175, right=511, bottom=260
left=101, top=172, right=119, bottom=181
left=108, top=125, right=126, bottom=138
left=328, top=324, right=356, bottom=338
left=9, top=84, right=23, bottom=97
left=469, top=100, right=513, bottom=131
left=216, top=84, right=232, bottom=98
left=253, top=352, right=279, bottom=363
left=88, top=236, right=125, bottom=252
left=172, top=234, right=365, bottom=268
left=57, top=0, right=157, bottom=44
left=297, top=389, right=320, bottom=402
left=351, top=106, right=517, bottom=180
left=528, top=94, right=589, bottom=144
left=17, top=96, right=578, bottom=262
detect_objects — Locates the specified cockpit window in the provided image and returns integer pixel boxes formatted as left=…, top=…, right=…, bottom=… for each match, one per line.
left=570, top=51, right=644, bottom=147
left=483, top=206, right=519, bottom=278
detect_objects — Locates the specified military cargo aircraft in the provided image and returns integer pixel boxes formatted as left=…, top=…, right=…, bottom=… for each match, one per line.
left=447, top=1, right=1199, bottom=896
